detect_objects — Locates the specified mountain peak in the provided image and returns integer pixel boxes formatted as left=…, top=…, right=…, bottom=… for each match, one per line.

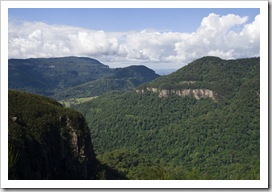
left=195, top=56, right=223, bottom=61
left=138, top=57, right=260, bottom=101
left=113, top=65, right=159, bottom=79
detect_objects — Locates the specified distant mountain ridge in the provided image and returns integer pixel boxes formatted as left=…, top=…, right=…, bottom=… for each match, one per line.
left=9, top=56, right=113, bottom=96
left=9, top=56, right=159, bottom=100
left=54, top=65, right=159, bottom=100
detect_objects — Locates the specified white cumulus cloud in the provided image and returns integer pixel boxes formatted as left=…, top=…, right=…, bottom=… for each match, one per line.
left=8, top=13, right=260, bottom=69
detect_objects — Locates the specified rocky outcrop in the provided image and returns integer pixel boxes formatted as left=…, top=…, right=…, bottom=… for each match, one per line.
left=57, top=115, right=97, bottom=180
left=8, top=90, right=98, bottom=180
left=136, top=87, right=216, bottom=100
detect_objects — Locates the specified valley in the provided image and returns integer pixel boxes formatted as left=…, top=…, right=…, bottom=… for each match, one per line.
left=59, top=96, right=98, bottom=108
left=8, top=56, right=260, bottom=180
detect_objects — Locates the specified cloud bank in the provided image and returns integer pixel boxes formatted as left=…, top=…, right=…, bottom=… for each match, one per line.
left=8, top=13, right=260, bottom=69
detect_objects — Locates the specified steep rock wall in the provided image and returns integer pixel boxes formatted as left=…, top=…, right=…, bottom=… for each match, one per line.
left=136, top=87, right=216, bottom=100
left=8, top=90, right=98, bottom=180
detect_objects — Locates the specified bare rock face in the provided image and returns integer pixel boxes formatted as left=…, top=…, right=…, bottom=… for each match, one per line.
left=136, top=87, right=216, bottom=100
left=8, top=90, right=98, bottom=180
left=57, top=115, right=97, bottom=180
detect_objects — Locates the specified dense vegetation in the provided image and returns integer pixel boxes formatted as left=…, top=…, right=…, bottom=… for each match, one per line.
left=139, top=56, right=259, bottom=102
left=8, top=57, right=159, bottom=100
left=8, top=90, right=127, bottom=180
left=97, top=149, right=171, bottom=180
left=73, top=57, right=260, bottom=180
left=8, top=56, right=260, bottom=180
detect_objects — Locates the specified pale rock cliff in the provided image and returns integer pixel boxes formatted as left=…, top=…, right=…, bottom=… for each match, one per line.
left=136, top=87, right=216, bottom=100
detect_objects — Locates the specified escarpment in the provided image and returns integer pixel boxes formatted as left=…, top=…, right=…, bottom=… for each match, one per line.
left=136, top=87, right=216, bottom=100
left=8, top=90, right=98, bottom=180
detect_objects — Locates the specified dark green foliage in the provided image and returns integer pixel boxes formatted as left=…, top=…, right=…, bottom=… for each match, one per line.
left=112, top=65, right=159, bottom=82
left=97, top=149, right=170, bottom=180
left=8, top=90, right=99, bottom=179
left=140, top=56, right=260, bottom=101
left=95, top=162, right=128, bottom=180
left=73, top=56, right=260, bottom=180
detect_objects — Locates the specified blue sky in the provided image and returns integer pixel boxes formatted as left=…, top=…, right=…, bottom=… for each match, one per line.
left=9, top=8, right=259, bottom=32
left=8, top=8, right=260, bottom=71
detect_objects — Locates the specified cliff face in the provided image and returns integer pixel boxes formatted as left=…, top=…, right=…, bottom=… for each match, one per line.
left=136, top=87, right=216, bottom=100
left=8, top=90, right=97, bottom=180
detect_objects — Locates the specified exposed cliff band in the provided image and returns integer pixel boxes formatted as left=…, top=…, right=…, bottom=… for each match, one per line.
left=8, top=90, right=97, bottom=180
left=136, top=87, right=216, bottom=100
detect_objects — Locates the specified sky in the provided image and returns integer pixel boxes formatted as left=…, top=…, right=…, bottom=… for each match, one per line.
left=8, top=8, right=260, bottom=71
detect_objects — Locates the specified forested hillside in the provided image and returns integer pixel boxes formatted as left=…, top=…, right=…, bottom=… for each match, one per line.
left=8, top=90, right=126, bottom=180
left=138, top=56, right=259, bottom=102
left=73, top=57, right=260, bottom=179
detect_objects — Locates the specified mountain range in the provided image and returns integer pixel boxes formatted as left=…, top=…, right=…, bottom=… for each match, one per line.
left=8, top=56, right=260, bottom=180
left=8, top=56, right=159, bottom=100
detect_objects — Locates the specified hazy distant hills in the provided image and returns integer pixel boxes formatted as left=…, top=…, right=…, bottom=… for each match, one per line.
left=73, top=56, right=260, bottom=179
left=8, top=56, right=159, bottom=99
left=54, top=65, right=159, bottom=100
